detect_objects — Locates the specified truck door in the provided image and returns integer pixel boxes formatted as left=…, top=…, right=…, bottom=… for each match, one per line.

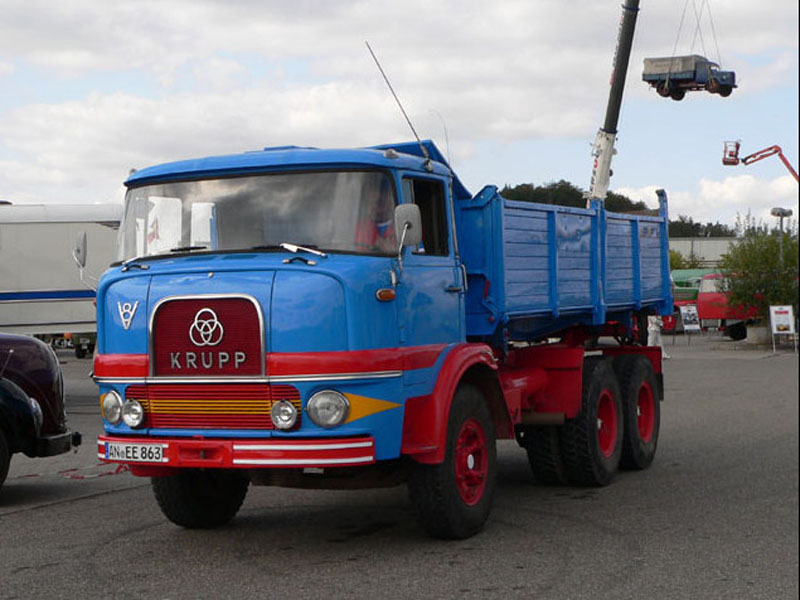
left=397, top=176, right=465, bottom=347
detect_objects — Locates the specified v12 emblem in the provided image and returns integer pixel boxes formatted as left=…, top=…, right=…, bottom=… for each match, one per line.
left=117, top=301, right=139, bottom=330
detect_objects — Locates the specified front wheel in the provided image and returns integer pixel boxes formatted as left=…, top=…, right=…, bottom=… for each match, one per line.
left=408, top=384, right=496, bottom=539
left=151, top=469, right=249, bottom=528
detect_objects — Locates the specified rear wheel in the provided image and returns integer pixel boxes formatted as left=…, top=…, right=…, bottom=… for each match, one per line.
left=559, top=358, right=623, bottom=486
left=0, top=430, right=10, bottom=490
left=614, top=355, right=661, bottom=470
left=656, top=82, right=671, bottom=98
left=523, top=426, right=567, bottom=484
left=670, top=89, right=686, bottom=101
left=408, top=384, right=496, bottom=539
left=152, top=469, right=249, bottom=528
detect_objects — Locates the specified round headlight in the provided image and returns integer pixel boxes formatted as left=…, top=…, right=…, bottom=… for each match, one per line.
left=122, top=399, right=145, bottom=428
left=307, top=390, right=349, bottom=428
left=271, top=400, right=298, bottom=430
left=102, top=390, right=123, bottom=425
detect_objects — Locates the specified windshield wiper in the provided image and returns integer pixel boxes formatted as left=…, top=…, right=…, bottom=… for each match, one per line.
left=279, top=242, right=327, bottom=258
left=170, top=245, right=208, bottom=253
left=120, top=257, right=150, bottom=272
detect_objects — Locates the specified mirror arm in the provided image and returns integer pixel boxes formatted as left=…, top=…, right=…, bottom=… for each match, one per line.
left=396, top=221, right=410, bottom=270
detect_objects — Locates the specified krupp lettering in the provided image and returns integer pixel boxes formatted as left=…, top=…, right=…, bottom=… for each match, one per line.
left=168, top=351, right=248, bottom=370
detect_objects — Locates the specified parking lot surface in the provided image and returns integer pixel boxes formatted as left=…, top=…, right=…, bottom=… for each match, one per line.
left=1, top=335, right=797, bottom=599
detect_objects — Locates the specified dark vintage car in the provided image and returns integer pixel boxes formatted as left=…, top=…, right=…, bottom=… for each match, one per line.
left=0, top=333, right=81, bottom=490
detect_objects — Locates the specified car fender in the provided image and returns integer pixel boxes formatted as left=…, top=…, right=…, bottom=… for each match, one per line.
left=0, top=378, right=38, bottom=456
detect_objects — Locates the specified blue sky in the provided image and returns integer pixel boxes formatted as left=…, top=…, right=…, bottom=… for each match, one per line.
left=1, top=0, right=797, bottom=227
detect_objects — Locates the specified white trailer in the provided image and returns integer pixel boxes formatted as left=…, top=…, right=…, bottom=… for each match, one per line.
left=0, top=203, right=121, bottom=352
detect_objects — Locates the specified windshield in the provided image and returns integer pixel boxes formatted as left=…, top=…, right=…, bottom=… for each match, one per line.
left=117, top=170, right=398, bottom=261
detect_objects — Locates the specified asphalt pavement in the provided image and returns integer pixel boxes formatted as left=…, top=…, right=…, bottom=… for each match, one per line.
left=1, top=335, right=797, bottom=600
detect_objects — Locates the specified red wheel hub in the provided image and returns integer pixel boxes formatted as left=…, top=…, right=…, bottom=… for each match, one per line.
left=454, top=418, right=487, bottom=506
left=596, top=389, right=618, bottom=458
left=636, top=382, right=655, bottom=443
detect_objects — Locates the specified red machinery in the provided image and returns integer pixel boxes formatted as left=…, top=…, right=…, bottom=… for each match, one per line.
left=723, top=142, right=799, bottom=182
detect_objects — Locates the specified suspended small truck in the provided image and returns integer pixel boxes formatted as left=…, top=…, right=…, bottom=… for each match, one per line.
left=643, top=54, right=736, bottom=100
left=88, top=0, right=671, bottom=538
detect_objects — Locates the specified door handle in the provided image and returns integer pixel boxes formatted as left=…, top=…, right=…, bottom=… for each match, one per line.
left=445, top=285, right=463, bottom=293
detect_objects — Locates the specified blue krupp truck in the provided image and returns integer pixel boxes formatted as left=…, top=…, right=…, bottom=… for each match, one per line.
left=93, top=140, right=672, bottom=538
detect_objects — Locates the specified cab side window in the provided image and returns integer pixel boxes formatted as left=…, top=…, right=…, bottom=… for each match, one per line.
left=402, top=178, right=449, bottom=256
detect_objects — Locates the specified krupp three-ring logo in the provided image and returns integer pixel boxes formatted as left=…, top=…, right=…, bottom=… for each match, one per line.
left=189, top=308, right=225, bottom=347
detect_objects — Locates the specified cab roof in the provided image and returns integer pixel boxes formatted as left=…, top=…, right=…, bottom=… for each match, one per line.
left=125, top=140, right=472, bottom=201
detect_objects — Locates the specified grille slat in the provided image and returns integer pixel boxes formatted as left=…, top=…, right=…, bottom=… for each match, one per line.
left=126, top=384, right=301, bottom=430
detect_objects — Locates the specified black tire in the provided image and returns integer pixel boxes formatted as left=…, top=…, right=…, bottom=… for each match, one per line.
left=656, top=82, right=671, bottom=98
left=523, top=426, right=567, bottom=484
left=613, top=355, right=661, bottom=470
left=0, top=429, right=10, bottom=491
left=670, top=89, right=686, bottom=101
left=559, top=358, right=623, bottom=486
left=726, top=322, right=747, bottom=341
left=151, top=469, right=249, bottom=529
left=719, top=85, right=732, bottom=97
left=408, top=384, right=496, bottom=539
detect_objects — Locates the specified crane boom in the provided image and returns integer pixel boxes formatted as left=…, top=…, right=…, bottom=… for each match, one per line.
left=588, top=0, right=641, bottom=205
left=742, top=145, right=799, bottom=181
left=722, top=142, right=799, bottom=182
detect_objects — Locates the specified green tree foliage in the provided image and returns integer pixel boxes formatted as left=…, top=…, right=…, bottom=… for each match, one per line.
left=499, top=183, right=734, bottom=240
left=499, top=181, right=647, bottom=212
left=670, top=249, right=686, bottom=270
left=719, top=214, right=799, bottom=320
left=668, top=215, right=735, bottom=238
left=669, top=249, right=704, bottom=270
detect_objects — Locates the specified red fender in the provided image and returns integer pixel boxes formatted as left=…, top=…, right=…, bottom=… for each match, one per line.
left=401, top=343, right=497, bottom=465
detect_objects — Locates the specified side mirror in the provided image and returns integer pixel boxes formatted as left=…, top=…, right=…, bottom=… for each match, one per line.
left=394, top=204, right=422, bottom=248
left=73, top=231, right=87, bottom=269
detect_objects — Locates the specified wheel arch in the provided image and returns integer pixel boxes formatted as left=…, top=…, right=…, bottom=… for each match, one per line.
left=460, top=363, right=513, bottom=441
left=401, top=343, right=498, bottom=465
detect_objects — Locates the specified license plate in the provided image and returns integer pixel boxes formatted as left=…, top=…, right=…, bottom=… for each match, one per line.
left=105, top=442, right=168, bottom=463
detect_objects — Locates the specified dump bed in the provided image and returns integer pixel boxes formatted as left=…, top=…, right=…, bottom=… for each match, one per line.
left=456, top=187, right=672, bottom=342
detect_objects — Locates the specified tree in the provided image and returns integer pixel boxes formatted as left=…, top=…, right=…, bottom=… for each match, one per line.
left=670, top=249, right=703, bottom=270
left=668, top=215, right=735, bottom=238
left=719, top=214, right=799, bottom=322
left=499, top=181, right=647, bottom=212
left=670, top=249, right=686, bottom=270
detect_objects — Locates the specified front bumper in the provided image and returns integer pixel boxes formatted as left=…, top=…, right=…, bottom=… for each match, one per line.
left=97, top=434, right=376, bottom=471
left=34, top=430, right=82, bottom=457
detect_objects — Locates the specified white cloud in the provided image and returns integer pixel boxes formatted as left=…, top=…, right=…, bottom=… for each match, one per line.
left=0, top=0, right=796, bottom=213
left=615, top=174, right=799, bottom=226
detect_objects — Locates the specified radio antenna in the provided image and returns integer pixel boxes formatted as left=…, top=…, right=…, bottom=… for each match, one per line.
left=365, top=41, right=432, bottom=172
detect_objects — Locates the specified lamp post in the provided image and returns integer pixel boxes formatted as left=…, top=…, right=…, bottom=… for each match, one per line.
left=770, top=207, right=793, bottom=267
